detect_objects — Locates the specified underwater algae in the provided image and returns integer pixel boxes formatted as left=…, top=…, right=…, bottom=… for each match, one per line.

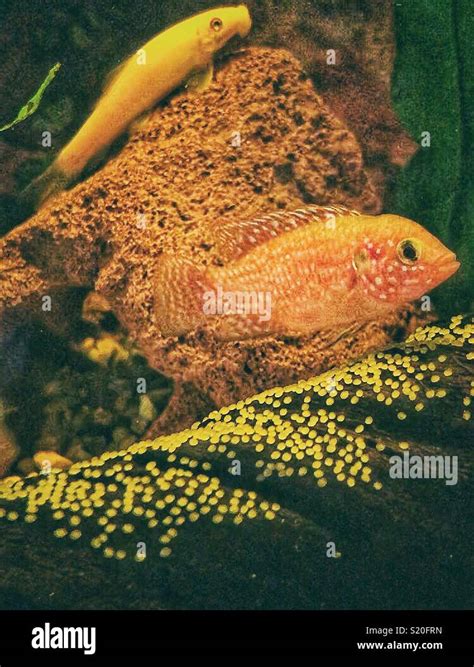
left=0, top=63, right=61, bottom=134
left=0, top=315, right=472, bottom=609
left=0, top=47, right=426, bottom=437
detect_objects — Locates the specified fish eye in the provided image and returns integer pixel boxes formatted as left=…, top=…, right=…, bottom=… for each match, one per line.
left=210, top=17, right=223, bottom=32
left=397, top=238, right=421, bottom=264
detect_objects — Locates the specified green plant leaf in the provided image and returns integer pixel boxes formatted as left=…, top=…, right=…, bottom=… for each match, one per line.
left=0, top=62, right=61, bottom=133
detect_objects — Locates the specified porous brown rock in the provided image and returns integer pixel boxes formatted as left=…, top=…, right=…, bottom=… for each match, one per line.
left=251, top=0, right=418, bottom=191
left=0, top=47, right=423, bottom=435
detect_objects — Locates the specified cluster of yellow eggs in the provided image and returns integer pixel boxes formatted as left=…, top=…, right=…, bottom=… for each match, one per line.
left=0, top=315, right=471, bottom=561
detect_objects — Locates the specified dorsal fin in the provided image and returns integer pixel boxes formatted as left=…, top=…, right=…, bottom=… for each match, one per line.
left=213, top=205, right=360, bottom=262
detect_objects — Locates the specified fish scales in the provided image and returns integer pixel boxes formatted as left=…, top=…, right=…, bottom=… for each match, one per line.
left=153, top=206, right=459, bottom=340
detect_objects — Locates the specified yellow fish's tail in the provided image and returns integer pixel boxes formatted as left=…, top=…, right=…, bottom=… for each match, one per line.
left=19, top=163, right=69, bottom=215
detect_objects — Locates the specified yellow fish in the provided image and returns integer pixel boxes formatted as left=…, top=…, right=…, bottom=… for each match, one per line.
left=22, top=5, right=252, bottom=211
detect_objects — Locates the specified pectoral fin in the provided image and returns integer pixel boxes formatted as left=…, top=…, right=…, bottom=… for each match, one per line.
left=185, top=63, right=214, bottom=92
left=20, top=163, right=70, bottom=212
left=352, top=248, right=371, bottom=274
left=129, top=111, right=151, bottom=136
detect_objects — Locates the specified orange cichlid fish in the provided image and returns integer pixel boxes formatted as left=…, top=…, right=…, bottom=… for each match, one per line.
left=153, top=205, right=460, bottom=340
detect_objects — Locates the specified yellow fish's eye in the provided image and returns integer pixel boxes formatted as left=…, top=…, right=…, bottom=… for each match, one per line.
left=397, top=238, right=421, bottom=264
left=210, top=17, right=223, bottom=32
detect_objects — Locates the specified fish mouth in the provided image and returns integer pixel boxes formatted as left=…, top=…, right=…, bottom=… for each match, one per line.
left=437, top=252, right=460, bottom=280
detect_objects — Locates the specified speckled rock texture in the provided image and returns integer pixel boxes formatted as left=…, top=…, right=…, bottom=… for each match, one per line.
left=0, top=47, right=423, bottom=434
left=251, top=0, right=418, bottom=192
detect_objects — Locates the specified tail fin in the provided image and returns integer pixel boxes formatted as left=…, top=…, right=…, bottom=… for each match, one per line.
left=153, top=252, right=213, bottom=338
left=19, top=163, right=69, bottom=216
